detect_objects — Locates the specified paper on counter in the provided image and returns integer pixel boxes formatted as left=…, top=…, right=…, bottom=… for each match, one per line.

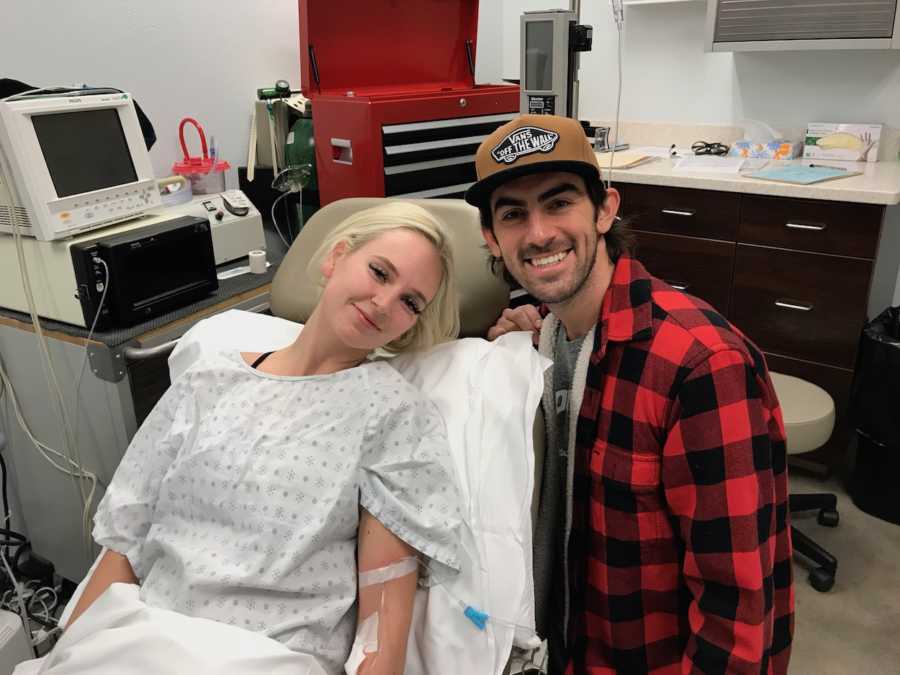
left=596, top=149, right=658, bottom=169
left=673, top=156, right=746, bottom=173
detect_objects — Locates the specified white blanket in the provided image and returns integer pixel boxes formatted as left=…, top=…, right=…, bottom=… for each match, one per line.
left=14, top=583, right=326, bottom=675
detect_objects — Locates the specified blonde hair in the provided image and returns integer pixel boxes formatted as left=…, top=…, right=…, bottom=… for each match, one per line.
left=308, top=201, right=460, bottom=353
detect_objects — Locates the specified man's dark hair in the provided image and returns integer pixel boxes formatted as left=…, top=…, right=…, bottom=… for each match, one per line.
left=478, top=174, right=634, bottom=284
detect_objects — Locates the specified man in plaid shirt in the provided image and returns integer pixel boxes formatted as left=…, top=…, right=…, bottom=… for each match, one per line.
left=465, top=115, right=793, bottom=674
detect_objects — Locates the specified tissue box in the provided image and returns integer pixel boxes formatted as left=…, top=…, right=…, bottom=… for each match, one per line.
left=804, top=123, right=882, bottom=162
left=728, top=140, right=803, bottom=160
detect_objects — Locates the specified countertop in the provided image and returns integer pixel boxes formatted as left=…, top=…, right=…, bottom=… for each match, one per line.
left=601, top=156, right=900, bottom=206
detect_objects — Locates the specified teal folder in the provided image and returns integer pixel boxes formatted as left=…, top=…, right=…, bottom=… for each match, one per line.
left=745, top=165, right=861, bottom=185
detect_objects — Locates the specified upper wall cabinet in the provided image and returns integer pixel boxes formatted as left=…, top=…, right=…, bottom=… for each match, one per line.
left=706, top=0, right=900, bottom=52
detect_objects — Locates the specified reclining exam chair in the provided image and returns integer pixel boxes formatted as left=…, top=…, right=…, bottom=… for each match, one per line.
left=54, top=198, right=546, bottom=675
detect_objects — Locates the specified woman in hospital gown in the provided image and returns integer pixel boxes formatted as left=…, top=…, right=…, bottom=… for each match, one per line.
left=66, top=202, right=463, bottom=674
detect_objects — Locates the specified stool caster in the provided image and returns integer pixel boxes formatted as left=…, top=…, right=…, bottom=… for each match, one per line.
left=809, top=567, right=835, bottom=592
left=817, top=509, right=839, bottom=528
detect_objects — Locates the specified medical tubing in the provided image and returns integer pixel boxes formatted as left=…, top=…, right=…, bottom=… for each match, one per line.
left=412, top=557, right=534, bottom=634
left=270, top=192, right=292, bottom=249
left=0, top=357, right=98, bottom=547
left=17, top=239, right=89, bottom=518
left=0, top=143, right=99, bottom=556
left=606, top=6, right=624, bottom=191
left=0, top=543, right=33, bottom=654
left=0, top=453, right=9, bottom=527
left=72, top=258, right=111, bottom=539
left=178, top=118, right=209, bottom=161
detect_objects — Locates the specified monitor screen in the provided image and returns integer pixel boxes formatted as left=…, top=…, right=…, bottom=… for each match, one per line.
left=525, top=20, right=554, bottom=91
left=31, top=109, right=138, bottom=198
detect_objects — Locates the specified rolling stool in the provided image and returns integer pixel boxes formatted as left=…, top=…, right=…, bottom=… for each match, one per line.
left=770, top=372, right=840, bottom=592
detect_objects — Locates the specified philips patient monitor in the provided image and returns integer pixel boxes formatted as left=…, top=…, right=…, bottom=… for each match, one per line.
left=0, top=91, right=160, bottom=241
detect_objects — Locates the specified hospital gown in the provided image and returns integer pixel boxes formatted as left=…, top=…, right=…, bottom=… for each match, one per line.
left=92, top=350, right=462, bottom=674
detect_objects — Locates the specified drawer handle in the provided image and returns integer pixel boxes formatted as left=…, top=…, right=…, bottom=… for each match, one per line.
left=661, top=208, right=696, bottom=217
left=775, top=299, right=814, bottom=312
left=667, top=280, right=690, bottom=291
left=785, top=221, right=827, bottom=232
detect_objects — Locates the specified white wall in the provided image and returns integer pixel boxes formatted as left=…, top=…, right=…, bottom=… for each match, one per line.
left=500, top=0, right=900, bottom=309
left=3, top=1, right=505, bottom=185
left=503, top=2, right=900, bottom=131
left=3, top=0, right=302, bottom=187
left=475, top=1, right=506, bottom=85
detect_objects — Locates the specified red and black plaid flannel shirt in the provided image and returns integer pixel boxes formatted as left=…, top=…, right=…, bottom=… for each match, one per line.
left=557, top=256, right=793, bottom=674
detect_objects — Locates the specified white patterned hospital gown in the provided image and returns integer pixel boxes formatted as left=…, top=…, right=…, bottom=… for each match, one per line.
left=92, top=350, right=462, bottom=674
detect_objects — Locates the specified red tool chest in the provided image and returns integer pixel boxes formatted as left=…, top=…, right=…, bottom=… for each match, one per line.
left=299, top=0, right=520, bottom=205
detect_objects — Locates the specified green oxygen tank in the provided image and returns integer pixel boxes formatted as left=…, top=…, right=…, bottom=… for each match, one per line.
left=284, top=117, right=317, bottom=191
left=281, top=116, right=318, bottom=233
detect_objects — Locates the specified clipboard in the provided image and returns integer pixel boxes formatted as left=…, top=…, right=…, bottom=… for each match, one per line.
left=745, top=165, right=862, bottom=185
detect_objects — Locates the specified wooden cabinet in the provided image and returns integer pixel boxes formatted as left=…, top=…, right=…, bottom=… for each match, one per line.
left=731, top=245, right=871, bottom=368
left=619, top=184, right=740, bottom=240
left=618, top=184, right=886, bottom=473
left=634, top=232, right=735, bottom=316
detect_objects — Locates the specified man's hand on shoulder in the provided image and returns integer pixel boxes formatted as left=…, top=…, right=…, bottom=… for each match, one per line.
left=487, top=305, right=542, bottom=345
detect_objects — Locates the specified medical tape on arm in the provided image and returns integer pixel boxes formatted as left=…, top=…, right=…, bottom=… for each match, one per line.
left=358, top=556, right=418, bottom=588
left=345, top=556, right=419, bottom=675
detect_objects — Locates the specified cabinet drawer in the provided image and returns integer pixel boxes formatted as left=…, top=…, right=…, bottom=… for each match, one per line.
left=635, top=231, right=735, bottom=316
left=732, top=245, right=872, bottom=368
left=618, top=184, right=739, bottom=241
left=739, top=195, right=883, bottom=259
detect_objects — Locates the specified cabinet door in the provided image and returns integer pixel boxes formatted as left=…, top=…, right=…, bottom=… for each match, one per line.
left=732, top=244, right=872, bottom=368
left=634, top=231, right=735, bottom=316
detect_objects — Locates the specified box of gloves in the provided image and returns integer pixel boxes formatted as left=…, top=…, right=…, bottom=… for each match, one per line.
left=803, top=122, right=882, bottom=162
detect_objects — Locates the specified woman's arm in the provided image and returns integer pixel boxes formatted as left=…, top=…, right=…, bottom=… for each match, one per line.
left=356, top=508, right=418, bottom=675
left=66, top=549, right=139, bottom=628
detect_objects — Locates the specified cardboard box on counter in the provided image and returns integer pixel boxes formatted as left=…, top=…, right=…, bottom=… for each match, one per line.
left=804, top=123, right=882, bottom=162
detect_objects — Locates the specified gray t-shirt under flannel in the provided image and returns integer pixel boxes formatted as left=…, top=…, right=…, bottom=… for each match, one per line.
left=532, top=326, right=585, bottom=639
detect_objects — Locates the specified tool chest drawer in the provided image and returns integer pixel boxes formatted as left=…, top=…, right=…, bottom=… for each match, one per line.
left=731, top=244, right=873, bottom=368
left=634, top=231, right=735, bottom=317
left=618, top=184, right=740, bottom=241
left=382, top=113, right=515, bottom=198
left=739, top=195, right=883, bottom=259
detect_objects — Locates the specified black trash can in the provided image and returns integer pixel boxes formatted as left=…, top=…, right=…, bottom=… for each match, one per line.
left=849, top=306, right=900, bottom=525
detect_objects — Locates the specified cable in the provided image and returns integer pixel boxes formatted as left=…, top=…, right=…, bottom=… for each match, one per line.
left=606, top=1, right=625, bottom=191
left=0, top=358, right=97, bottom=526
left=72, top=257, right=110, bottom=541
left=270, top=191, right=292, bottom=250
left=0, top=454, right=9, bottom=528
left=0, top=542, right=35, bottom=656
left=0, top=138, right=98, bottom=557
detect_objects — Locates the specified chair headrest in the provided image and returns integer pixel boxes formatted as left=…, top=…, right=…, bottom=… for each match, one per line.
left=270, top=198, right=510, bottom=337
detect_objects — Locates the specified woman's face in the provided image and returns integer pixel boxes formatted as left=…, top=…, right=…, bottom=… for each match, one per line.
left=320, top=229, right=443, bottom=353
